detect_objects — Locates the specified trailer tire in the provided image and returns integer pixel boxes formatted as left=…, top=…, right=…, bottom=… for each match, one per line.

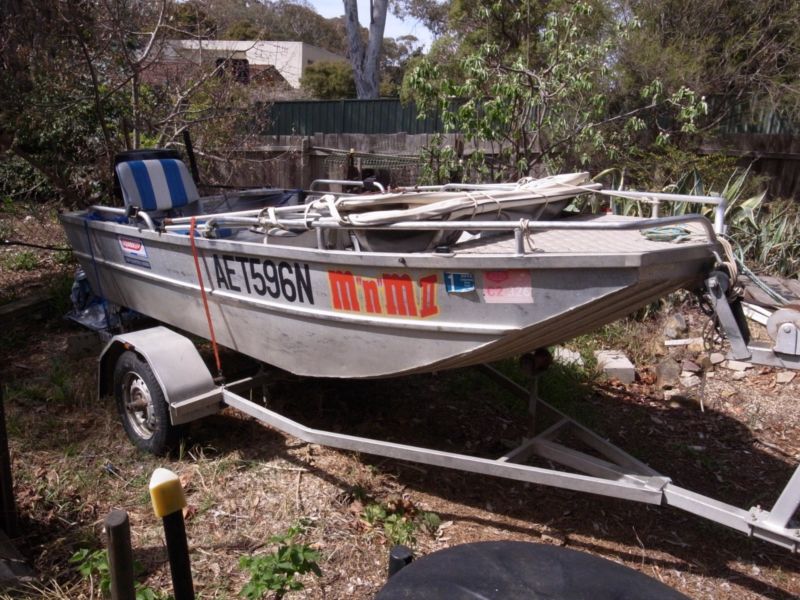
left=113, top=350, right=178, bottom=455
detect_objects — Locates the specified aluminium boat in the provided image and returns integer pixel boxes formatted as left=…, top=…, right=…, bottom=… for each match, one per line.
left=59, top=154, right=800, bottom=552
left=60, top=155, right=726, bottom=378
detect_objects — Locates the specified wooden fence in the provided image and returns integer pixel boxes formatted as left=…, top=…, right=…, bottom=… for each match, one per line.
left=197, top=130, right=800, bottom=199
left=701, top=134, right=800, bottom=199
left=197, top=133, right=468, bottom=190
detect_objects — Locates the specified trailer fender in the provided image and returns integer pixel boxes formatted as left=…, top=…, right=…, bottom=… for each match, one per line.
left=99, top=326, right=222, bottom=425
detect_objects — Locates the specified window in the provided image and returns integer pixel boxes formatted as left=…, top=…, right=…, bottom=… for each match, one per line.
left=215, top=57, right=250, bottom=84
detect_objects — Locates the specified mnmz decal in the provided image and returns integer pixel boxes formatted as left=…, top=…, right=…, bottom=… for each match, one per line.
left=212, top=254, right=314, bottom=304
left=328, top=271, right=439, bottom=318
left=118, top=236, right=150, bottom=268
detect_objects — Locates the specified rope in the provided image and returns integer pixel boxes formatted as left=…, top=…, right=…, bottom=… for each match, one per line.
left=189, top=216, right=223, bottom=380
left=642, top=225, right=692, bottom=243
left=82, top=219, right=112, bottom=328
left=302, top=202, right=316, bottom=230
left=730, top=240, right=790, bottom=306
left=520, top=219, right=537, bottom=252
left=463, top=190, right=481, bottom=220
left=1, top=239, right=71, bottom=252
left=717, top=236, right=740, bottom=285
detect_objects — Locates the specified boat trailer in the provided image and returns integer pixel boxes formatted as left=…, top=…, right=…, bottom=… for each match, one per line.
left=95, top=271, right=800, bottom=553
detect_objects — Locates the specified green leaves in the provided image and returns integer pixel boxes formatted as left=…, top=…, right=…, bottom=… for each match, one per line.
left=300, top=61, right=357, bottom=100
left=70, top=547, right=168, bottom=600
left=406, top=0, right=708, bottom=181
left=70, top=548, right=110, bottom=593
left=239, top=522, right=322, bottom=599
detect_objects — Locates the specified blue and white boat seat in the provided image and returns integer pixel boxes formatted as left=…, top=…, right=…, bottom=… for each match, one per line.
left=116, top=158, right=199, bottom=213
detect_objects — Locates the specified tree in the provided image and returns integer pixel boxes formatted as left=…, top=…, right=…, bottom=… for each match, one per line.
left=407, top=1, right=706, bottom=181
left=169, top=0, right=218, bottom=39
left=391, top=0, right=450, bottom=36
left=380, top=35, right=422, bottom=97
left=187, top=0, right=351, bottom=55
left=224, top=19, right=263, bottom=41
left=301, top=61, right=356, bottom=99
left=343, top=0, right=388, bottom=98
left=617, top=0, right=800, bottom=125
left=0, top=0, right=263, bottom=207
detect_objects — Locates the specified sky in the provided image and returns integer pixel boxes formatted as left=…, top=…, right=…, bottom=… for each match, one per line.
left=307, top=0, right=435, bottom=49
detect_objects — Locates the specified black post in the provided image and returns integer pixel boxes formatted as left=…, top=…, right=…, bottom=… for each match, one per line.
left=149, top=468, right=194, bottom=600
left=387, top=545, right=414, bottom=578
left=105, top=510, right=136, bottom=600
left=162, top=511, right=194, bottom=600
left=0, top=387, right=18, bottom=538
left=182, top=129, right=201, bottom=184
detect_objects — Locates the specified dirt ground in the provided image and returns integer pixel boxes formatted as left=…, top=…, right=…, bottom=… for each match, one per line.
left=1, top=206, right=799, bottom=599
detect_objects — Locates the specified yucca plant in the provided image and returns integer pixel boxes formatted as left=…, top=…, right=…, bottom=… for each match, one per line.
left=734, top=198, right=800, bottom=276
left=587, top=164, right=798, bottom=277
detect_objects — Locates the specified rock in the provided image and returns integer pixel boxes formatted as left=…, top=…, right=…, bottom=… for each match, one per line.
left=664, top=389, right=685, bottom=402
left=732, top=371, right=747, bottom=380
left=553, top=347, right=584, bottom=368
left=680, top=374, right=702, bottom=388
left=655, top=357, right=681, bottom=388
left=687, top=340, right=705, bottom=354
left=594, top=350, right=635, bottom=384
left=540, top=526, right=567, bottom=546
left=706, top=371, right=716, bottom=379
left=709, top=352, right=726, bottom=365
left=682, top=359, right=702, bottom=373
left=663, top=313, right=688, bottom=339
left=722, top=360, right=753, bottom=372
left=776, top=371, right=796, bottom=384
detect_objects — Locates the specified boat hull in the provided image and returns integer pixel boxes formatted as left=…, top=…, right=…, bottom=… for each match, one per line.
left=61, top=213, right=715, bottom=378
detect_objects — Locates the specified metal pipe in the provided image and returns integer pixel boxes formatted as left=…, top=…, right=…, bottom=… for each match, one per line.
left=597, top=190, right=727, bottom=234
left=303, top=214, right=718, bottom=240
left=90, top=205, right=156, bottom=231
left=164, top=214, right=718, bottom=246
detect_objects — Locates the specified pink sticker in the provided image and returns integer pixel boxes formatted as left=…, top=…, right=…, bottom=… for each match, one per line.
left=482, top=270, right=533, bottom=303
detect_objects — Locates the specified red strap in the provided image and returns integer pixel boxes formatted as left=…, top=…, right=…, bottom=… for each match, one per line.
left=189, top=217, right=223, bottom=378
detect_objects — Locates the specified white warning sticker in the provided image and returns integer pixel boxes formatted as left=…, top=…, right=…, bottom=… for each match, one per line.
left=118, top=236, right=150, bottom=268
left=482, top=270, right=533, bottom=303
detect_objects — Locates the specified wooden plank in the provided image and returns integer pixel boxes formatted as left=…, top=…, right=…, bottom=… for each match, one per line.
left=0, top=292, right=50, bottom=326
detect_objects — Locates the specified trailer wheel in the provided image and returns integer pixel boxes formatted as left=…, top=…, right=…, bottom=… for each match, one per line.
left=113, top=350, right=178, bottom=455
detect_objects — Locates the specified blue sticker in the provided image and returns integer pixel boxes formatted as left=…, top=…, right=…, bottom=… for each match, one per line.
left=445, top=272, right=475, bottom=293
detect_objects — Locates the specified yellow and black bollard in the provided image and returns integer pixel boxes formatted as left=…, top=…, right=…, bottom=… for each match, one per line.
left=149, top=468, right=195, bottom=600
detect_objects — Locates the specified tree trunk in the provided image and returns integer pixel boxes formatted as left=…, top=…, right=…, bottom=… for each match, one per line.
left=343, top=0, right=388, bottom=99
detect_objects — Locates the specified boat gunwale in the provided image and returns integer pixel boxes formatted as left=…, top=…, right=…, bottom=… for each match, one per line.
left=60, top=211, right=719, bottom=271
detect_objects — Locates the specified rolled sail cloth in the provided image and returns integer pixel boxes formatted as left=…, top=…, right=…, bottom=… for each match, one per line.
left=318, top=172, right=598, bottom=226
left=308, top=173, right=598, bottom=252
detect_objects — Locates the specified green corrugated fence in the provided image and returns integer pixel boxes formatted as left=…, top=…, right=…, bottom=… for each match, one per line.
left=263, top=97, right=800, bottom=137
left=262, top=99, right=451, bottom=135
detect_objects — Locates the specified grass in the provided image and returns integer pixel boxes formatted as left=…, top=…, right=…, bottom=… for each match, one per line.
left=1, top=294, right=797, bottom=598
left=569, top=307, right=669, bottom=368
left=2, top=250, right=40, bottom=271
left=360, top=498, right=441, bottom=548
left=3, top=357, right=91, bottom=408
